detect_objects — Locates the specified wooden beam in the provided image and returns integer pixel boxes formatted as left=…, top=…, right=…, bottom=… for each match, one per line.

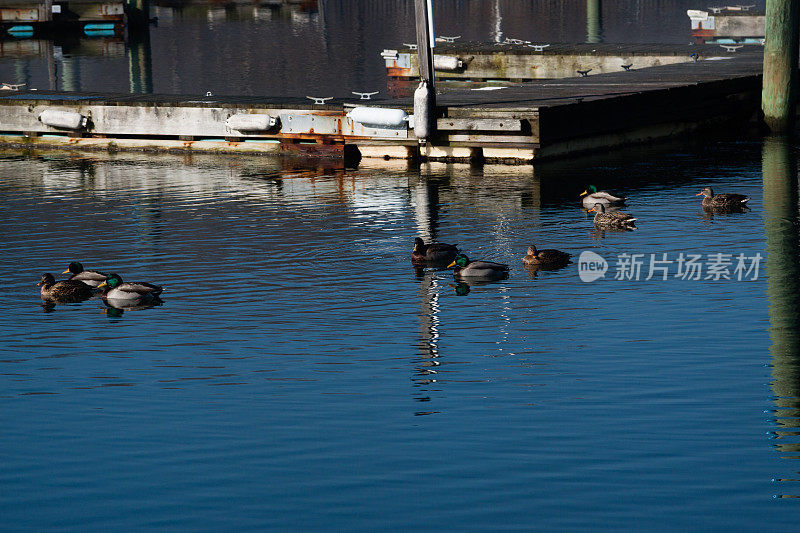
left=437, top=118, right=523, bottom=132
left=762, top=0, right=800, bottom=133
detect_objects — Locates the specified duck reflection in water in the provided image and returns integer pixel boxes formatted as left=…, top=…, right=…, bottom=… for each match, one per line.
left=102, top=297, right=164, bottom=318
left=449, top=282, right=471, bottom=296
left=448, top=277, right=509, bottom=295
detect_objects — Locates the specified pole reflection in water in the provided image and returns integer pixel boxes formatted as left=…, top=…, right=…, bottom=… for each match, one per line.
left=128, top=26, right=153, bottom=94
left=763, top=136, right=800, bottom=497
left=586, top=0, right=603, bottom=44
left=413, top=270, right=442, bottom=415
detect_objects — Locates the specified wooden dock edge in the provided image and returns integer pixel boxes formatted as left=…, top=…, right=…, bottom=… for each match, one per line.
left=0, top=57, right=768, bottom=165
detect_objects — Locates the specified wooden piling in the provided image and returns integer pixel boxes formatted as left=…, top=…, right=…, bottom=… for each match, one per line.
left=761, top=0, right=800, bottom=134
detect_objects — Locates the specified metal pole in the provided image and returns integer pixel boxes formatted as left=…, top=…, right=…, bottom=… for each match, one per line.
left=413, top=0, right=436, bottom=141
left=414, top=0, right=435, bottom=89
left=762, top=0, right=800, bottom=134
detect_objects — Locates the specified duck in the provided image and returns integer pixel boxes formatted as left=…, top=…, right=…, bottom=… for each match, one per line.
left=589, top=202, right=637, bottom=229
left=411, top=237, right=460, bottom=265
left=696, top=187, right=750, bottom=210
left=447, top=253, right=509, bottom=280
left=580, top=185, right=627, bottom=209
left=38, top=273, right=94, bottom=302
left=522, top=245, right=571, bottom=267
left=62, top=261, right=108, bottom=287
left=97, top=273, right=163, bottom=301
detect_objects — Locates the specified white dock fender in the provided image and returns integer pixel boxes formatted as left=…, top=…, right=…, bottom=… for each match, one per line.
left=433, top=55, right=463, bottom=71
left=38, top=109, right=87, bottom=130
left=413, top=81, right=434, bottom=140
left=226, top=114, right=278, bottom=131
left=346, top=107, right=408, bottom=128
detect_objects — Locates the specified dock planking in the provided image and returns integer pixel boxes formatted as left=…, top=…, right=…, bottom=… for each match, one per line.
left=0, top=44, right=767, bottom=164
left=383, top=42, right=724, bottom=81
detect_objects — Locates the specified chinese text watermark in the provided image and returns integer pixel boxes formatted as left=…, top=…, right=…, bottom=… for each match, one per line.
left=578, top=251, right=763, bottom=282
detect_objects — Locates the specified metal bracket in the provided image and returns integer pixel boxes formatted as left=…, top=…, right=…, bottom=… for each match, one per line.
left=527, top=44, right=550, bottom=52
left=719, top=44, right=743, bottom=52
left=352, top=91, right=379, bottom=100
left=306, top=96, right=333, bottom=105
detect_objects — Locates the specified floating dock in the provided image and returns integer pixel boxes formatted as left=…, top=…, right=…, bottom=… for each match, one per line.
left=687, top=6, right=765, bottom=44
left=0, top=0, right=129, bottom=38
left=0, top=44, right=767, bottom=164
left=382, top=43, right=714, bottom=82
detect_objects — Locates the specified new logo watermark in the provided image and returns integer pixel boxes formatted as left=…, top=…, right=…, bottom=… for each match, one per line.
left=578, top=251, right=763, bottom=282
left=578, top=251, right=608, bottom=282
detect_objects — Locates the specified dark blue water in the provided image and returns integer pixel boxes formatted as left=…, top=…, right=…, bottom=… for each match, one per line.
left=1, top=136, right=799, bottom=530
left=1, top=0, right=798, bottom=530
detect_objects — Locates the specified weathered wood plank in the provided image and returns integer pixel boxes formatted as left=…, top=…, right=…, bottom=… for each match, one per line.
left=437, top=118, right=523, bottom=132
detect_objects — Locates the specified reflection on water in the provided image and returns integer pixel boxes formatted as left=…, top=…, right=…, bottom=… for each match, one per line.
left=0, top=0, right=733, bottom=97
left=762, top=136, right=800, bottom=497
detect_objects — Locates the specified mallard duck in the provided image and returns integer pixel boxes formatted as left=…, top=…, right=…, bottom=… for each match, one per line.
left=447, top=253, right=509, bottom=280
left=696, top=187, right=750, bottom=209
left=580, top=185, right=626, bottom=209
left=411, top=237, right=460, bottom=265
left=98, top=273, right=163, bottom=301
left=62, top=261, right=108, bottom=287
left=589, top=202, right=637, bottom=229
left=38, top=273, right=94, bottom=302
left=522, top=245, right=571, bottom=267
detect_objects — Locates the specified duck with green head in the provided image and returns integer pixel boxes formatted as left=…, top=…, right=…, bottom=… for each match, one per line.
left=63, top=261, right=108, bottom=287
left=98, top=273, right=163, bottom=301
left=447, top=253, right=509, bottom=280
left=580, top=185, right=627, bottom=209
left=38, top=273, right=94, bottom=302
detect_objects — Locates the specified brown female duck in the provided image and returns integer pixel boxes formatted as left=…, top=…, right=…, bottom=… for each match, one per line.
left=588, top=203, right=637, bottom=229
left=696, top=187, right=750, bottom=210
left=522, top=245, right=571, bottom=267
left=38, top=273, right=94, bottom=302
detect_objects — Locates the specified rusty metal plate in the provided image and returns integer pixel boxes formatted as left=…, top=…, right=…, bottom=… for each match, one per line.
left=280, top=113, right=340, bottom=135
